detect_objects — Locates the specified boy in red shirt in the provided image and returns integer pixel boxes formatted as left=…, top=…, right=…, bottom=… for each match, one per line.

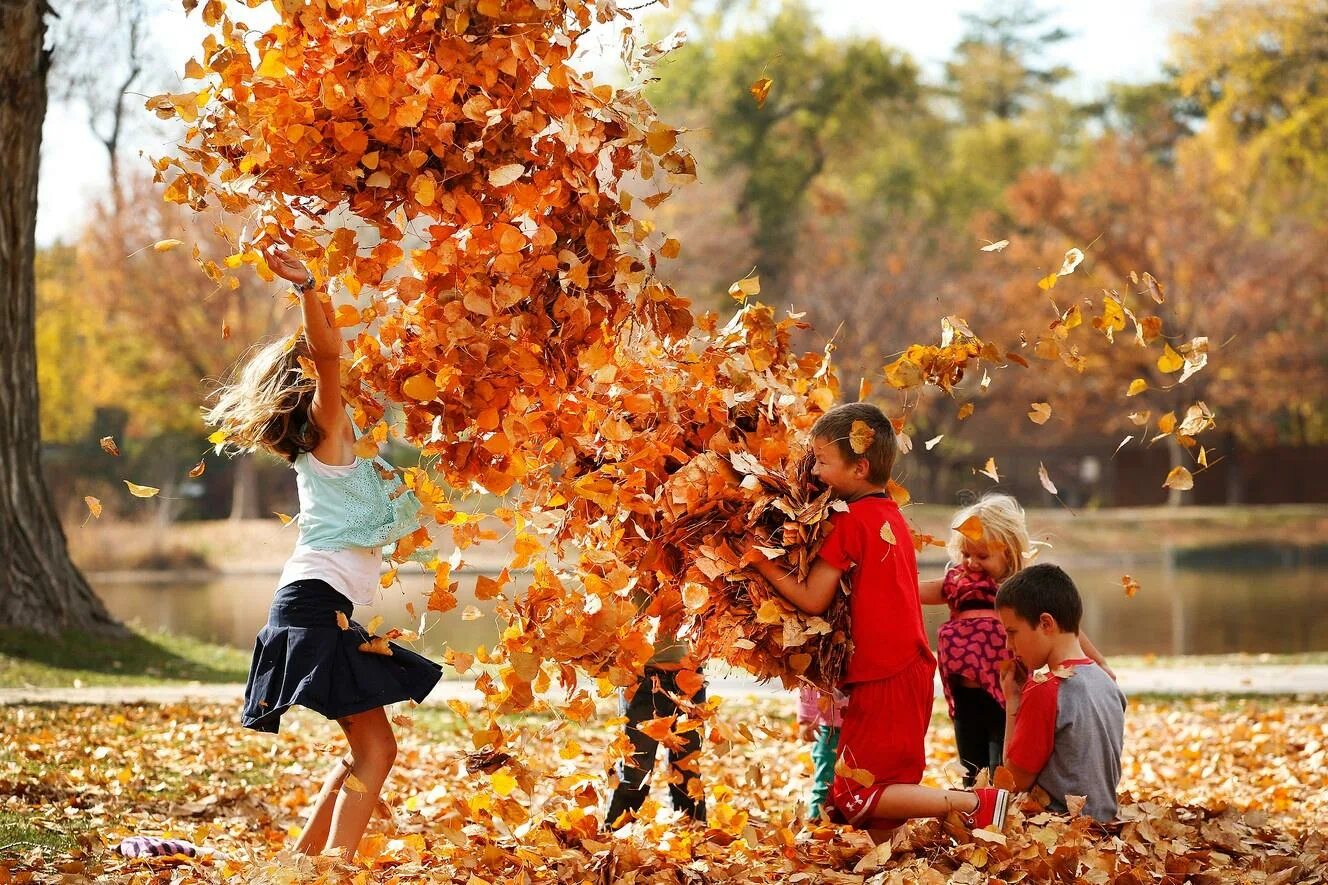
left=752, top=403, right=1009, bottom=835
left=997, top=564, right=1126, bottom=822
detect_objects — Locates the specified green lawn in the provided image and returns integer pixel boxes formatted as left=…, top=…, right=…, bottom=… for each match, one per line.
left=0, top=627, right=250, bottom=688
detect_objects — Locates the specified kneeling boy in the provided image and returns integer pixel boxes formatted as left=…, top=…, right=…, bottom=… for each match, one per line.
left=997, top=564, right=1126, bottom=822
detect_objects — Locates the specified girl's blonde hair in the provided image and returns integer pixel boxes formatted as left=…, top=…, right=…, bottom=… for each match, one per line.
left=946, top=493, right=1031, bottom=581
left=204, top=335, right=322, bottom=462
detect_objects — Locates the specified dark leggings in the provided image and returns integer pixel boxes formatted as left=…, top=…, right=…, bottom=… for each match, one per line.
left=951, top=679, right=1006, bottom=787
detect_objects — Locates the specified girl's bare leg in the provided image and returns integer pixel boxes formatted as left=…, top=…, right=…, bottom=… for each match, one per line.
left=324, top=707, right=397, bottom=859
left=293, top=756, right=352, bottom=855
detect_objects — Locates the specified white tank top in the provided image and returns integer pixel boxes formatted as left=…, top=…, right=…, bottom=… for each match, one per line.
left=278, top=453, right=382, bottom=606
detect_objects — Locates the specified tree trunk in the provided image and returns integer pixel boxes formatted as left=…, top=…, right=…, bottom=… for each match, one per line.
left=228, top=454, right=261, bottom=520
left=0, top=0, right=121, bottom=634
left=1165, top=434, right=1187, bottom=508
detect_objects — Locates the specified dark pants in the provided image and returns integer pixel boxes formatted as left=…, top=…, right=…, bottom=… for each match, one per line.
left=604, top=667, right=706, bottom=825
left=951, top=680, right=1006, bottom=787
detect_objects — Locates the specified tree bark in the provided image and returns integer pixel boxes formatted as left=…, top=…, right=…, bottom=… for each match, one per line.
left=228, top=455, right=261, bottom=521
left=0, top=0, right=121, bottom=634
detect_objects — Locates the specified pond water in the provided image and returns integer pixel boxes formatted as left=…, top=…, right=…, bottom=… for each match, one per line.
left=91, top=552, right=1328, bottom=659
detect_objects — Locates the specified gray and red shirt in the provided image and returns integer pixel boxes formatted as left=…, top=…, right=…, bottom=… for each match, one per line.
left=1007, top=658, right=1126, bottom=822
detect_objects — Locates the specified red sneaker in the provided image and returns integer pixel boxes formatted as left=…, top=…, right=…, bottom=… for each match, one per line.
left=962, top=788, right=1010, bottom=831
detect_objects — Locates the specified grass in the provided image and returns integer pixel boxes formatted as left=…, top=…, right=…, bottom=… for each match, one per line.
left=0, top=810, right=85, bottom=856
left=0, top=627, right=250, bottom=688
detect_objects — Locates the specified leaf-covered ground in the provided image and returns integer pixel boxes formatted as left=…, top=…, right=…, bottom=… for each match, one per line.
left=2, top=695, right=1324, bottom=883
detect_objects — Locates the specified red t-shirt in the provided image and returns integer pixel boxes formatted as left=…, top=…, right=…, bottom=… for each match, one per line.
left=816, top=495, right=934, bottom=684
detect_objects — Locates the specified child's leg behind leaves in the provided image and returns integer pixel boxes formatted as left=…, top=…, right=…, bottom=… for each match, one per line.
left=604, top=673, right=665, bottom=825
left=324, top=707, right=398, bottom=858
left=809, top=725, right=839, bottom=819
left=664, top=673, right=706, bottom=822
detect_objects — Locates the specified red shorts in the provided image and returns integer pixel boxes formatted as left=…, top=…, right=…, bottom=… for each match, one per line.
left=829, top=651, right=935, bottom=826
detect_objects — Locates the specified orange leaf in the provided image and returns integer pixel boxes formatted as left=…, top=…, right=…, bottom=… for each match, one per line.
left=954, top=514, right=984, bottom=543
left=1121, top=575, right=1141, bottom=598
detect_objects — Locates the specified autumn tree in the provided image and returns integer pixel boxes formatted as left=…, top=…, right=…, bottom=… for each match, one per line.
left=646, top=0, right=922, bottom=300
left=0, top=0, right=119, bottom=632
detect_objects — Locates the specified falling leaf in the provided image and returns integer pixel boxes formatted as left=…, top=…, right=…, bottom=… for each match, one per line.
left=1027, top=402, right=1051, bottom=425
left=1198, top=446, right=1209, bottom=468
left=490, top=769, right=518, bottom=797
left=1121, top=575, right=1141, bottom=598
left=954, top=514, right=984, bottom=543
left=152, top=238, right=184, bottom=252
left=924, top=435, right=943, bottom=451
left=274, top=512, right=295, bottom=526
left=366, top=615, right=383, bottom=635
left=833, top=757, right=875, bottom=788
left=749, top=76, right=772, bottom=107
left=256, top=49, right=288, bottom=79
left=487, top=164, right=525, bottom=187
left=1163, top=466, right=1194, bottom=491
left=879, top=523, right=896, bottom=545
left=461, top=605, right=483, bottom=621
left=358, top=636, right=393, bottom=656
left=727, top=275, right=760, bottom=301
left=124, top=480, right=160, bottom=498
left=100, top=436, right=121, bottom=456
left=848, top=420, right=875, bottom=455
left=978, top=457, right=999, bottom=482
left=1037, top=462, right=1057, bottom=495
left=1157, top=343, right=1184, bottom=373
left=343, top=773, right=367, bottom=792
left=1126, top=378, right=1148, bottom=397
left=957, top=402, right=974, bottom=420
left=1142, top=271, right=1165, bottom=303
left=1037, top=271, right=1059, bottom=291
left=980, top=239, right=1009, bottom=252
left=84, top=496, right=103, bottom=519
left=336, top=611, right=350, bottom=630
left=885, top=479, right=910, bottom=506
left=187, top=460, right=206, bottom=478
left=1114, top=435, right=1134, bottom=456
left=1058, top=248, right=1085, bottom=276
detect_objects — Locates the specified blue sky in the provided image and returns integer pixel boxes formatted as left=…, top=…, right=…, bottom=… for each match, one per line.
left=35, top=0, right=1190, bottom=245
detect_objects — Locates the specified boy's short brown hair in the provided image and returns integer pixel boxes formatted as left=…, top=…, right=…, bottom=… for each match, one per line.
left=810, top=402, right=897, bottom=484
left=995, top=563, right=1083, bottom=634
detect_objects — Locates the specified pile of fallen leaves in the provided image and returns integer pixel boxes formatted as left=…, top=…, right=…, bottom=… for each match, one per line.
left=2, top=696, right=1325, bottom=883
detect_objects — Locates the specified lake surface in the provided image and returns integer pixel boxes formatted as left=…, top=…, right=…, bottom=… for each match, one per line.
left=91, top=554, right=1328, bottom=659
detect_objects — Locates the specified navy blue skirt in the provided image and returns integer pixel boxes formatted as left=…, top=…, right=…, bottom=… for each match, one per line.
left=242, top=579, right=443, bottom=733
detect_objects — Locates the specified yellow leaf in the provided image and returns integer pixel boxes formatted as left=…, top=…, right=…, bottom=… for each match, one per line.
left=336, top=611, right=350, bottom=630
left=1037, top=271, right=1059, bottom=291
left=1157, top=411, right=1176, bottom=434
left=153, top=238, right=184, bottom=252
left=274, top=512, right=294, bottom=526
left=1121, top=575, right=1141, bottom=598
left=1162, top=466, right=1194, bottom=491
left=490, top=769, right=517, bottom=797
left=124, top=480, right=160, bottom=498
left=885, top=479, right=910, bottom=505
left=879, top=523, right=896, bottom=545
left=727, top=275, right=760, bottom=301
left=84, top=496, right=103, bottom=519
left=207, top=429, right=228, bottom=445
left=979, top=457, right=1000, bottom=482
left=256, top=49, right=288, bottom=78
left=1126, top=378, right=1148, bottom=397
left=1027, top=402, right=1051, bottom=425
left=749, top=76, right=773, bottom=107
left=848, top=420, right=875, bottom=455
left=402, top=373, right=437, bottom=401
left=833, top=756, right=875, bottom=788
left=343, top=773, right=367, bottom=793
left=954, top=514, right=984, bottom=543
left=353, top=434, right=379, bottom=460
left=1157, top=343, right=1184, bottom=373
left=755, top=598, right=784, bottom=625
left=366, top=615, right=383, bottom=635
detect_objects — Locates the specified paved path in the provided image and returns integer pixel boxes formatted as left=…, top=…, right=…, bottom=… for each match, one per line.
left=3, top=665, right=1326, bottom=707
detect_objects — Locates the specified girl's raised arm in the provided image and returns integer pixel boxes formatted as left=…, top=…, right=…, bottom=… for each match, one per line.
left=265, top=246, right=352, bottom=461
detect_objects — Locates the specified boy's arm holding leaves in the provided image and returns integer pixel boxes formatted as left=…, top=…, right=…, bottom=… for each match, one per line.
left=752, top=555, right=843, bottom=617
